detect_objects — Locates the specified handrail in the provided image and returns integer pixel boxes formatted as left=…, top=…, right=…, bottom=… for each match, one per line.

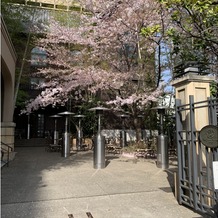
left=1, top=141, right=13, bottom=167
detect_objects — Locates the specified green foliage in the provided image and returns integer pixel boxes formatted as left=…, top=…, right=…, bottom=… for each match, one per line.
left=70, top=99, right=101, bottom=137
left=1, top=1, right=40, bottom=108
left=1, top=2, right=27, bottom=45
left=160, top=0, right=218, bottom=65
left=16, top=90, right=30, bottom=108
left=121, top=141, right=148, bottom=153
left=50, top=10, right=82, bottom=27
left=210, top=81, right=218, bottom=97
left=140, top=25, right=161, bottom=37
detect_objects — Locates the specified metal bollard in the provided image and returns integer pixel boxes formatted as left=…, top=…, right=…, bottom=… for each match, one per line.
left=53, top=130, right=59, bottom=145
left=62, top=132, right=70, bottom=157
left=120, top=130, right=127, bottom=147
left=76, top=129, right=83, bottom=150
left=93, top=132, right=105, bottom=169
left=157, top=134, right=169, bottom=169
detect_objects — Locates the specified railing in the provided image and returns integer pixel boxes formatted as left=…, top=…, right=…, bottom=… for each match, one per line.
left=1, top=141, right=13, bottom=167
left=173, top=61, right=210, bottom=79
left=175, top=96, right=218, bottom=215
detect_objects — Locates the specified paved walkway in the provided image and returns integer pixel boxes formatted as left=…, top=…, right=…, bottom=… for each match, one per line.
left=1, top=147, right=203, bottom=218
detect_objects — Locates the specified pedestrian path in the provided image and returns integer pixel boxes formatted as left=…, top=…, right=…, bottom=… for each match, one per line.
left=1, top=147, right=202, bottom=218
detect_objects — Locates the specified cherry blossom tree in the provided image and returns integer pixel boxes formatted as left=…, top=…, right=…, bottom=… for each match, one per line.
left=24, top=0, right=171, bottom=141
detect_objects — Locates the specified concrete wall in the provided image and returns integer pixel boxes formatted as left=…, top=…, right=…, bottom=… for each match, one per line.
left=1, top=16, right=17, bottom=149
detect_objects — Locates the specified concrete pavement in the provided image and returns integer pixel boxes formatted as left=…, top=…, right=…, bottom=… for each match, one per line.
left=1, top=147, right=203, bottom=218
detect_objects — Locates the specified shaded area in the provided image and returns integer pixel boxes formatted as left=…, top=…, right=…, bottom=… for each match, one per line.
left=1, top=147, right=202, bottom=218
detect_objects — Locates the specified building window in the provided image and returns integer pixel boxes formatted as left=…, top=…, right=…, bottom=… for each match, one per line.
left=31, top=47, right=47, bottom=67
left=30, top=77, right=45, bottom=90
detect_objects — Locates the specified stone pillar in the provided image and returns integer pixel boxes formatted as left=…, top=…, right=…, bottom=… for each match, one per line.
left=172, top=67, right=215, bottom=205
left=1, top=122, right=16, bottom=150
left=171, top=69, right=215, bottom=131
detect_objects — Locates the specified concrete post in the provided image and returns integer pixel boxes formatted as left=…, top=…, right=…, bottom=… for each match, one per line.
left=152, top=106, right=169, bottom=169
left=74, top=115, right=85, bottom=151
left=171, top=65, right=215, bottom=206
left=89, top=107, right=109, bottom=169
left=171, top=69, right=215, bottom=131
left=58, top=111, right=74, bottom=157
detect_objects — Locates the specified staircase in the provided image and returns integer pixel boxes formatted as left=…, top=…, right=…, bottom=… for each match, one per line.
left=1, top=138, right=51, bottom=168
left=15, top=138, right=51, bottom=147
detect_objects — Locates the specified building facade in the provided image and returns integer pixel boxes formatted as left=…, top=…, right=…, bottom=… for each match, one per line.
left=1, top=16, right=17, bottom=149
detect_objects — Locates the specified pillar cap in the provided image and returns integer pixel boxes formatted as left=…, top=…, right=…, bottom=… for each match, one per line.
left=171, top=73, right=215, bottom=87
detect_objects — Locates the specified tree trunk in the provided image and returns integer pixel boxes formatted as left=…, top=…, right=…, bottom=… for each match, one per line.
left=133, top=117, right=142, bottom=142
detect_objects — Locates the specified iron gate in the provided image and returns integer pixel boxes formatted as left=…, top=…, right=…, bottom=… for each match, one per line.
left=175, top=95, right=218, bottom=216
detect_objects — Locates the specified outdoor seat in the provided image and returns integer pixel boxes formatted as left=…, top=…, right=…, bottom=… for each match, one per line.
left=135, top=148, right=156, bottom=159
left=46, top=144, right=62, bottom=152
left=106, top=145, right=122, bottom=154
left=83, top=138, right=94, bottom=150
left=80, top=144, right=89, bottom=151
left=168, top=148, right=177, bottom=156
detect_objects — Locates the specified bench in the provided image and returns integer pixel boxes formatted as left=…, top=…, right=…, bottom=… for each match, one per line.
left=46, top=144, right=62, bottom=152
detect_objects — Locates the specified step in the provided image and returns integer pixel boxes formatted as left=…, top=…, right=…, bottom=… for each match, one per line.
left=1, top=160, right=7, bottom=168
left=15, top=138, right=51, bottom=147
left=1, top=151, right=17, bottom=162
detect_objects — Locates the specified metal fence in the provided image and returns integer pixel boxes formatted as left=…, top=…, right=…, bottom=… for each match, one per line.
left=175, top=96, right=218, bottom=216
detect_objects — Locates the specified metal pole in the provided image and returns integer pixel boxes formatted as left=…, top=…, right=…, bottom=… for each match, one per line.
left=78, top=118, right=82, bottom=150
left=74, top=115, right=85, bottom=151
left=62, top=116, right=70, bottom=157
left=54, top=118, right=57, bottom=131
left=121, top=118, right=127, bottom=147
left=157, top=134, right=169, bottom=169
left=89, top=107, right=109, bottom=169
left=27, top=114, right=30, bottom=139
left=65, top=116, right=68, bottom=132
left=54, top=119, right=58, bottom=145
left=118, top=114, right=129, bottom=147
left=58, top=111, right=74, bottom=157
left=98, top=113, right=101, bottom=132
left=157, top=110, right=169, bottom=169
left=152, top=107, right=169, bottom=170
left=50, top=115, right=61, bottom=145
left=94, top=111, right=105, bottom=168
left=77, top=118, right=83, bottom=150
left=160, top=113, right=164, bottom=135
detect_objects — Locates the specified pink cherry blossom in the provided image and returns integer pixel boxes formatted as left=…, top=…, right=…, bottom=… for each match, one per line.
left=24, top=0, right=170, bottom=123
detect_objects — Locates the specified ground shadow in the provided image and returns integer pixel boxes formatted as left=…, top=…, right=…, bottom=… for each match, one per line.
left=105, top=154, right=120, bottom=167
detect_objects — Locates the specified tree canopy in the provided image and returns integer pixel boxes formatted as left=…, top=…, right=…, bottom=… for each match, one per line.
left=2, top=0, right=217, bottom=140
left=24, top=0, right=172, bottom=116
left=160, top=0, right=218, bottom=73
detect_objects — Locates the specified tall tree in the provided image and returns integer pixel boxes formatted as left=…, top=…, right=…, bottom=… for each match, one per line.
left=160, top=0, right=218, bottom=75
left=24, top=0, right=172, bottom=141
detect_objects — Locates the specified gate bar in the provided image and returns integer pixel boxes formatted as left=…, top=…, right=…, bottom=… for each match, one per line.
left=175, top=99, right=183, bottom=204
left=189, top=96, right=198, bottom=210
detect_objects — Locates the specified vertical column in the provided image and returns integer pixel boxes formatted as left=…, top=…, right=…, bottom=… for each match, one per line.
left=89, top=107, right=109, bottom=169
left=74, top=115, right=85, bottom=151
left=58, top=111, right=74, bottom=157
left=152, top=106, right=169, bottom=170
left=172, top=64, right=216, bottom=208
left=50, top=115, right=61, bottom=145
left=171, top=67, right=215, bottom=131
left=118, top=114, right=129, bottom=148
